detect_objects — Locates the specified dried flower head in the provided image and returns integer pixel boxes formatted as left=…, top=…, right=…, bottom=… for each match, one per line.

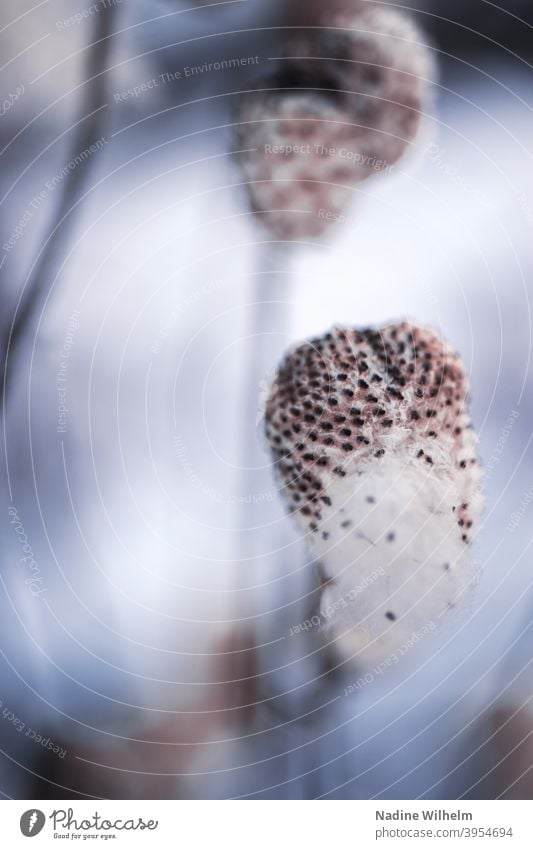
left=235, top=93, right=358, bottom=239
left=265, top=323, right=482, bottom=665
left=235, top=5, right=433, bottom=239
left=284, top=0, right=366, bottom=28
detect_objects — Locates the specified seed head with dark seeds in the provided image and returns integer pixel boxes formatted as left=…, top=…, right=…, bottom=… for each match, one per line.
left=265, top=323, right=483, bottom=665
left=235, top=5, right=433, bottom=239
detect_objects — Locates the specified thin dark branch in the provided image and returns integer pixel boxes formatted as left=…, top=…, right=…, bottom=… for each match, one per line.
left=1, top=5, right=118, bottom=408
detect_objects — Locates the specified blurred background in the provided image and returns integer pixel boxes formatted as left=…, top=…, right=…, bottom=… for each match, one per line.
left=0, top=0, right=532, bottom=799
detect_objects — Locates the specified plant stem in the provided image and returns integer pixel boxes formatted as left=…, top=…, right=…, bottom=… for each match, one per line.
left=1, top=4, right=118, bottom=408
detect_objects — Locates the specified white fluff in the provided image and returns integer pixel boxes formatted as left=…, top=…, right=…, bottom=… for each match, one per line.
left=315, top=453, right=480, bottom=665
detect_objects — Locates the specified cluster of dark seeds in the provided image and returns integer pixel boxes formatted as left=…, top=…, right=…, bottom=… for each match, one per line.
left=265, top=322, right=479, bottom=544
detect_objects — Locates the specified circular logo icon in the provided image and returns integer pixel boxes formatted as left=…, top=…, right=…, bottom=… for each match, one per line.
left=20, top=809, right=46, bottom=837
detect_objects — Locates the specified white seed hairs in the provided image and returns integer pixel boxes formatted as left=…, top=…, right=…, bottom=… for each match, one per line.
left=265, top=323, right=483, bottom=666
left=235, top=5, right=433, bottom=239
